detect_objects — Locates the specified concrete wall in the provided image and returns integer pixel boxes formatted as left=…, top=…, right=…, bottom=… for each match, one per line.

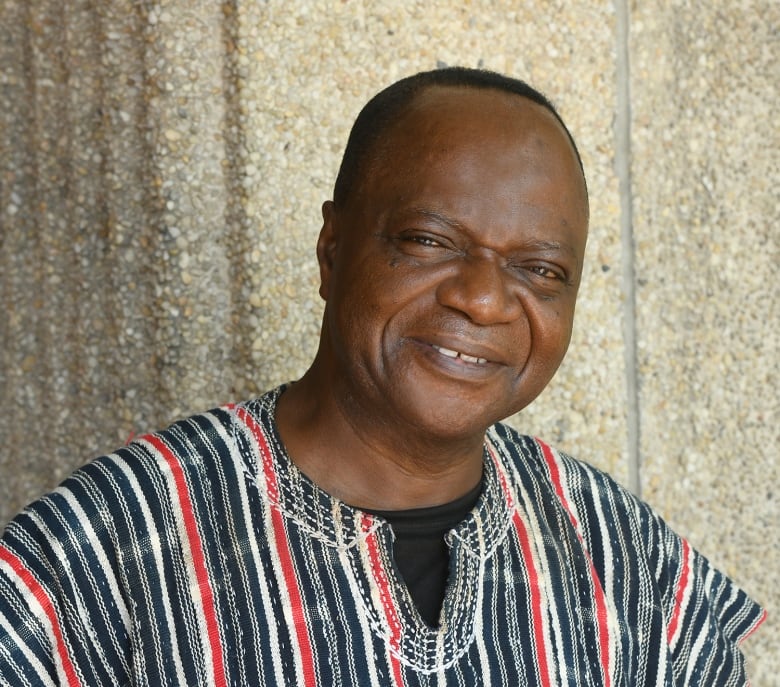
left=1, top=0, right=775, bottom=678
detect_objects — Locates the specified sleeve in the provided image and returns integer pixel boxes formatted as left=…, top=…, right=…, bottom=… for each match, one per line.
left=0, top=537, right=67, bottom=687
left=0, top=463, right=132, bottom=687
left=651, top=513, right=766, bottom=687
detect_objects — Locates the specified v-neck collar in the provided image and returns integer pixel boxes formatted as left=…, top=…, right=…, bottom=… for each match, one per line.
left=237, top=385, right=515, bottom=561
left=231, top=386, right=518, bottom=670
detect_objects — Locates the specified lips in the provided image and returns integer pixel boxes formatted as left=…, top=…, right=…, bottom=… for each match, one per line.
left=431, top=344, right=488, bottom=365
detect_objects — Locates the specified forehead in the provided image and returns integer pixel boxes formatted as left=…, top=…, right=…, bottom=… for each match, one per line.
left=388, top=85, right=574, bottom=158
left=359, top=86, right=585, bottom=197
left=355, top=85, right=589, bottom=229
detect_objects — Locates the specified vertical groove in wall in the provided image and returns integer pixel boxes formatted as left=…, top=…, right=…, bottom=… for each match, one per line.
left=219, top=0, right=254, bottom=399
left=614, top=0, right=641, bottom=496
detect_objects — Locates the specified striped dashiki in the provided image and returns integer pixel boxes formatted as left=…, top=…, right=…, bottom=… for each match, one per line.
left=0, top=386, right=765, bottom=687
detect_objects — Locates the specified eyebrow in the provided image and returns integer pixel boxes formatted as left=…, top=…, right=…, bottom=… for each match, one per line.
left=413, top=208, right=468, bottom=231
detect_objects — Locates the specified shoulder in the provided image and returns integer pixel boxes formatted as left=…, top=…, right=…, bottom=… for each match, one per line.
left=0, top=403, right=233, bottom=560
left=488, top=421, right=766, bottom=668
left=488, top=422, right=723, bottom=580
left=0, top=388, right=289, bottom=564
left=0, top=398, right=269, bottom=685
left=488, top=423, right=672, bottom=604
left=0, top=393, right=281, bottom=569
left=487, top=421, right=647, bottom=531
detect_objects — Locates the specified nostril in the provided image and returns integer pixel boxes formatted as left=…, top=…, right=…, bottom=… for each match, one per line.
left=436, top=260, right=521, bottom=325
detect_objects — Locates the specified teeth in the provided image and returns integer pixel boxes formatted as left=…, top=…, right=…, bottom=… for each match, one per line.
left=433, top=345, right=487, bottom=365
left=435, top=345, right=459, bottom=359
left=461, top=353, right=486, bottom=364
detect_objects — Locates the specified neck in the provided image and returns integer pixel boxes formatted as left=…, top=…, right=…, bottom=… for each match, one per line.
left=274, top=370, right=485, bottom=510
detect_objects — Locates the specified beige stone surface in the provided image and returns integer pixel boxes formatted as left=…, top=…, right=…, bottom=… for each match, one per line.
left=630, top=1, right=778, bottom=680
left=0, top=0, right=774, bottom=678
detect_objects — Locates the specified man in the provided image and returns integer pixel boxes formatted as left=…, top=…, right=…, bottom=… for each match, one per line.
left=0, top=68, right=764, bottom=686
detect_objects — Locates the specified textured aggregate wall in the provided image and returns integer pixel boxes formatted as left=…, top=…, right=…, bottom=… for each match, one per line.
left=0, top=0, right=776, bottom=678
left=629, top=2, right=778, bottom=677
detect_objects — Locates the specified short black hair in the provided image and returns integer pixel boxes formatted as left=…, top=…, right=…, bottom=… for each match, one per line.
left=333, top=66, right=586, bottom=207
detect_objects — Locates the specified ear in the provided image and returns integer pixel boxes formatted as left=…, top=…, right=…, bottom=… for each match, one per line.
left=316, top=200, right=338, bottom=301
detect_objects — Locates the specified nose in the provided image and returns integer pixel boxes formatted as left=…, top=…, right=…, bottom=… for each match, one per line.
left=436, top=254, right=523, bottom=325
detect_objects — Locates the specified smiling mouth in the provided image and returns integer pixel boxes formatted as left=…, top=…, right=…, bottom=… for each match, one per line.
left=432, top=345, right=488, bottom=365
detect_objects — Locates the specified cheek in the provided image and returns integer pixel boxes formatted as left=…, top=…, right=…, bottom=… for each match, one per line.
left=331, top=283, right=389, bottom=354
left=526, top=302, right=575, bottom=367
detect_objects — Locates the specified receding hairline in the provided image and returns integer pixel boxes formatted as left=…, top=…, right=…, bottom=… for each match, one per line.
left=332, top=68, right=588, bottom=211
left=388, top=83, right=579, bottom=150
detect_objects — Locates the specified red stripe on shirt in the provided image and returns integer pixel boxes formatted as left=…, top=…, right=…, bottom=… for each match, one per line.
left=666, top=537, right=691, bottom=644
left=740, top=608, right=767, bottom=646
left=362, top=514, right=405, bottom=687
left=537, top=439, right=612, bottom=687
left=538, top=439, right=580, bottom=530
left=512, top=510, right=553, bottom=687
left=235, top=408, right=318, bottom=687
left=237, top=408, right=280, bottom=502
left=0, top=545, right=82, bottom=687
left=489, top=447, right=553, bottom=687
left=143, top=434, right=228, bottom=687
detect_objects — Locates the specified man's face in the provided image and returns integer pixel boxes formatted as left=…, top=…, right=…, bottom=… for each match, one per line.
left=316, top=86, right=589, bottom=443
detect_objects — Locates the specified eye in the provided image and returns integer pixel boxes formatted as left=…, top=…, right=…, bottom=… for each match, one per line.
left=508, top=261, right=566, bottom=282
left=391, top=230, right=461, bottom=264
left=395, top=230, right=456, bottom=253
left=405, top=235, right=442, bottom=247
left=527, top=264, right=563, bottom=280
left=399, top=230, right=451, bottom=248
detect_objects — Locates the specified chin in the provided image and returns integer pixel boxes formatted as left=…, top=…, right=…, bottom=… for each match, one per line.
left=400, top=395, right=506, bottom=441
